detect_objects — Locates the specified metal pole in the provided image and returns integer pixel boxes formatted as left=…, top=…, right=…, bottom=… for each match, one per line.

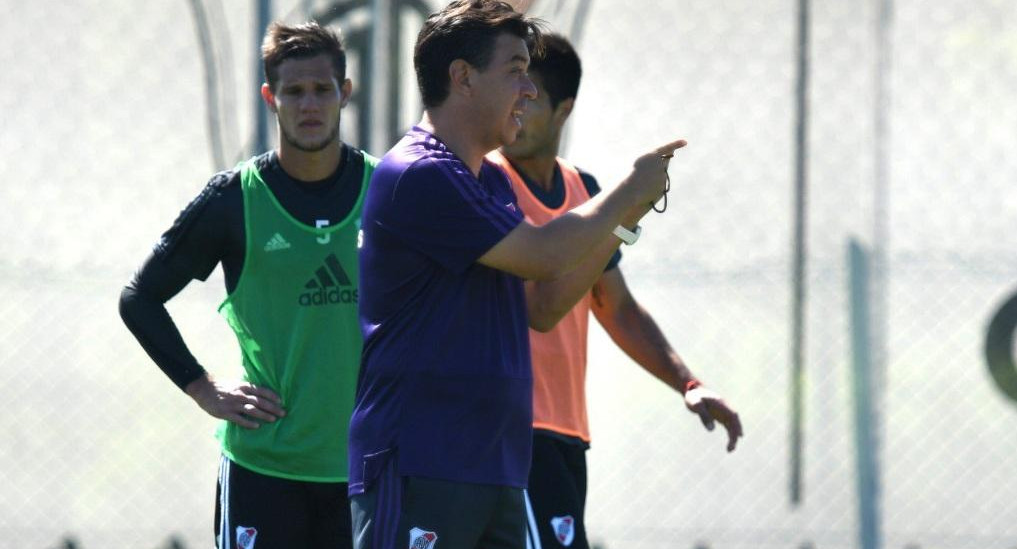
left=254, top=0, right=272, bottom=156
left=848, top=239, right=881, bottom=549
left=368, top=0, right=393, bottom=154
left=872, top=0, right=893, bottom=471
left=789, top=0, right=810, bottom=508
left=385, top=2, right=402, bottom=147
left=868, top=0, right=893, bottom=544
left=187, top=0, right=225, bottom=169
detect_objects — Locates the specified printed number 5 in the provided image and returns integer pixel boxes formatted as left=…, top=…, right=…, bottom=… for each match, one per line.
left=316, top=219, right=330, bottom=244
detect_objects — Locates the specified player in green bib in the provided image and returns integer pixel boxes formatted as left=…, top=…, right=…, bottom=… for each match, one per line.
left=119, top=22, right=374, bottom=548
left=216, top=155, right=370, bottom=480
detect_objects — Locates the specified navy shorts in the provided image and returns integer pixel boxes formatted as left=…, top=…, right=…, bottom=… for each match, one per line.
left=214, top=455, right=352, bottom=548
left=350, top=450, right=527, bottom=549
left=524, top=432, right=589, bottom=549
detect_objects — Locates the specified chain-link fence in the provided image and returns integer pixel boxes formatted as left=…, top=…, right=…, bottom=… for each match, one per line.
left=2, top=0, right=1015, bottom=548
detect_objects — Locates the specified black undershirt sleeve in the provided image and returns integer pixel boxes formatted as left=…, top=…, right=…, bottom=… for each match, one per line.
left=119, top=147, right=365, bottom=392
left=119, top=257, right=210, bottom=391
left=118, top=171, right=239, bottom=391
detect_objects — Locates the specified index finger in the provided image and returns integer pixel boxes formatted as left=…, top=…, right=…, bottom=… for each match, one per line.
left=655, top=138, right=688, bottom=156
left=724, top=412, right=744, bottom=452
left=243, top=383, right=282, bottom=404
left=226, top=412, right=261, bottom=430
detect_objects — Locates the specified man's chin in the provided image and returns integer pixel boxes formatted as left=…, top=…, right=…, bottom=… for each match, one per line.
left=286, top=135, right=335, bottom=153
left=501, top=130, right=523, bottom=148
left=282, top=124, right=340, bottom=153
left=293, top=140, right=333, bottom=153
left=499, top=143, right=521, bottom=157
left=500, top=134, right=537, bottom=158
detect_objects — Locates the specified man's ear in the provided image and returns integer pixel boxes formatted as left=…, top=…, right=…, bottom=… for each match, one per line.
left=260, top=83, right=277, bottom=112
left=553, top=97, right=575, bottom=126
left=340, top=78, right=353, bottom=108
left=448, top=59, right=473, bottom=97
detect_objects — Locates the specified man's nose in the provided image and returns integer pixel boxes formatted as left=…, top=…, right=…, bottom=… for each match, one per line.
left=521, top=75, right=538, bottom=100
left=299, top=93, right=320, bottom=111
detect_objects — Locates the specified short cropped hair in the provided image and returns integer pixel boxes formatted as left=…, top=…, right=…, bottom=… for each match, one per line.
left=414, top=0, right=544, bottom=109
left=262, top=21, right=347, bottom=92
left=528, top=33, right=581, bottom=110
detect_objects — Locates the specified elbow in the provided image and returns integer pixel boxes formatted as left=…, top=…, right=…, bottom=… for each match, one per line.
left=529, top=316, right=555, bottom=333
left=119, top=282, right=150, bottom=327
left=118, top=285, right=135, bottom=323
left=527, top=306, right=566, bottom=333
left=525, top=265, right=559, bottom=282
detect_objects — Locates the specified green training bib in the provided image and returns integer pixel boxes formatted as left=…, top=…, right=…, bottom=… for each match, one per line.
left=217, top=152, right=376, bottom=481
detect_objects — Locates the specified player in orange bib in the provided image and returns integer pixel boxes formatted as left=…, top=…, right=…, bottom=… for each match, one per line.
left=488, top=33, right=743, bottom=549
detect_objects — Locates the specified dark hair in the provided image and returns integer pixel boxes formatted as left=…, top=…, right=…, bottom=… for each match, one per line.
left=414, top=0, right=544, bottom=109
left=262, top=21, right=346, bottom=92
left=528, top=33, right=581, bottom=110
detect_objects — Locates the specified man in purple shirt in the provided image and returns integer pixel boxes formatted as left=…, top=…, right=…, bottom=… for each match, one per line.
left=349, top=2, right=686, bottom=548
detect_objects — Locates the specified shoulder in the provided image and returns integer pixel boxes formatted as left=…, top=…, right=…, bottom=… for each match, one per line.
left=152, top=168, right=242, bottom=257
left=575, top=166, right=601, bottom=197
left=350, top=146, right=380, bottom=171
left=366, top=153, right=440, bottom=216
left=481, top=159, right=513, bottom=191
left=371, top=131, right=476, bottom=199
left=390, top=156, right=461, bottom=201
left=185, top=164, right=244, bottom=214
left=251, top=150, right=276, bottom=175
left=555, top=157, right=599, bottom=195
left=194, top=166, right=243, bottom=212
left=340, top=145, right=377, bottom=175
left=377, top=148, right=460, bottom=190
left=207, top=166, right=242, bottom=194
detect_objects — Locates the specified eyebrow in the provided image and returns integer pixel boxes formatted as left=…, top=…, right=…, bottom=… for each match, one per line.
left=282, top=78, right=335, bottom=87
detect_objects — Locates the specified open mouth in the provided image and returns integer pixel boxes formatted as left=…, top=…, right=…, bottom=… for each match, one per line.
left=511, top=109, right=524, bottom=126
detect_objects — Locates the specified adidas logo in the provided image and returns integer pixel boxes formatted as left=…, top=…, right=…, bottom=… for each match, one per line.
left=264, top=233, right=291, bottom=252
left=298, top=253, right=357, bottom=306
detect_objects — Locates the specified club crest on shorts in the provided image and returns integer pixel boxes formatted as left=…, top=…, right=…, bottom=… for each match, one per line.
left=408, top=526, right=438, bottom=549
left=550, top=515, right=575, bottom=546
left=235, top=526, right=258, bottom=549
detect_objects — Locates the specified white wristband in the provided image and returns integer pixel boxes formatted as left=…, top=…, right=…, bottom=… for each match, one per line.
left=612, top=224, right=641, bottom=245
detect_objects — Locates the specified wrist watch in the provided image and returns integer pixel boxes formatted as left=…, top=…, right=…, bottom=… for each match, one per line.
left=612, top=224, right=641, bottom=245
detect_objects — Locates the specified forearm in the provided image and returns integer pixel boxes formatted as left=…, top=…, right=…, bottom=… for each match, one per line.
left=118, top=177, right=233, bottom=392
left=544, top=138, right=681, bottom=271
left=541, top=174, right=659, bottom=263
left=119, top=282, right=206, bottom=391
left=501, top=180, right=651, bottom=281
left=480, top=140, right=681, bottom=280
left=526, top=236, right=622, bottom=331
left=596, top=300, right=696, bottom=393
left=532, top=214, right=623, bottom=282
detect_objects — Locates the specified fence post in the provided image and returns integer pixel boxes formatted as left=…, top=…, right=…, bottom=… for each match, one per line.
left=848, top=239, right=881, bottom=549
